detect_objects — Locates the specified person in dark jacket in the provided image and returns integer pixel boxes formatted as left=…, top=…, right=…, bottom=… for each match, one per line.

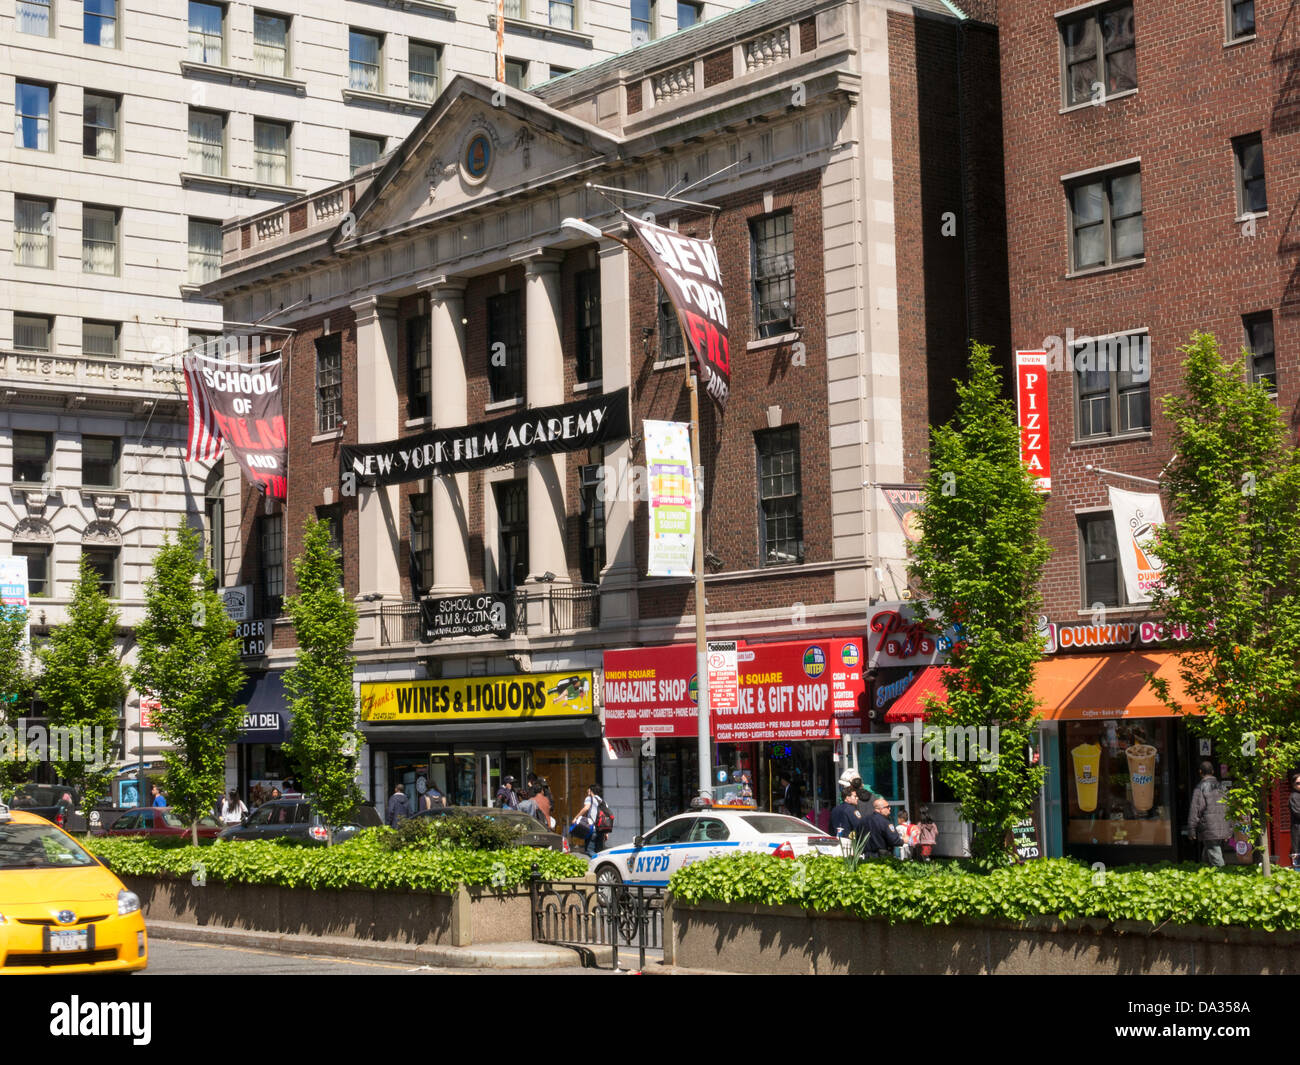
left=829, top=787, right=864, bottom=841
left=385, top=784, right=410, bottom=827
left=1289, top=772, right=1300, bottom=871
left=780, top=773, right=804, bottom=819
left=864, top=796, right=904, bottom=858
left=1187, top=761, right=1231, bottom=867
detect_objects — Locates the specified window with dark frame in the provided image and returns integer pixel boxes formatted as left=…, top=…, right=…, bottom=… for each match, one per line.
left=1080, top=513, right=1123, bottom=608
left=315, top=334, right=343, bottom=432
left=14, top=314, right=52, bottom=353
left=1229, top=0, right=1255, bottom=40
left=549, top=0, right=574, bottom=30
left=1067, top=167, right=1143, bottom=272
left=1233, top=133, right=1267, bottom=215
left=82, top=206, right=119, bottom=275
left=1059, top=2, right=1136, bottom=107
left=750, top=211, right=795, bottom=338
left=658, top=285, right=684, bottom=361
left=253, top=118, right=290, bottom=185
left=495, top=480, right=529, bottom=592
left=756, top=427, right=803, bottom=565
left=15, top=197, right=52, bottom=268
left=575, top=269, right=602, bottom=383
left=83, top=548, right=119, bottom=599
left=84, top=0, right=117, bottom=46
left=205, top=468, right=224, bottom=583
left=1073, top=333, right=1151, bottom=439
left=1244, top=311, right=1276, bottom=393
left=504, top=59, right=527, bottom=89
left=17, top=0, right=51, bottom=36
left=631, top=0, right=652, bottom=44
left=487, top=291, right=524, bottom=402
left=261, top=512, right=284, bottom=614
left=677, top=1, right=700, bottom=30
left=16, top=82, right=52, bottom=152
left=82, top=436, right=120, bottom=487
left=409, top=492, right=433, bottom=595
left=188, top=218, right=222, bottom=285
left=580, top=446, right=606, bottom=585
left=253, top=11, right=290, bottom=76
left=188, top=109, right=225, bottom=175
left=409, top=41, right=441, bottom=103
left=349, top=30, right=382, bottom=92
left=82, top=320, right=119, bottom=357
left=349, top=133, right=384, bottom=175
left=406, top=315, right=431, bottom=419
left=83, top=93, right=119, bottom=160
left=188, top=1, right=225, bottom=64
left=12, top=431, right=53, bottom=483
left=316, top=504, right=343, bottom=560
left=15, top=544, right=50, bottom=597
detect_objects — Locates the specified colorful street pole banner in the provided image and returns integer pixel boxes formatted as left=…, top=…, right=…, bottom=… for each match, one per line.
left=359, top=671, right=594, bottom=722
left=341, top=388, right=630, bottom=488
left=644, top=419, right=695, bottom=576
left=1106, top=486, right=1168, bottom=603
left=879, top=484, right=925, bottom=546
left=626, top=215, right=730, bottom=409
left=183, top=353, right=287, bottom=500
left=0, top=556, right=30, bottom=665
left=1015, top=350, right=1051, bottom=492
left=602, top=639, right=865, bottom=741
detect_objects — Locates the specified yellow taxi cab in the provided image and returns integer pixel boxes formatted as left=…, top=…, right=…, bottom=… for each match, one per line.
left=0, top=802, right=148, bottom=974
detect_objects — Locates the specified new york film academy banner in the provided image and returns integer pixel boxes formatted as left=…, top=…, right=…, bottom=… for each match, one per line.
left=341, top=389, right=630, bottom=487
left=603, top=638, right=866, bottom=742
left=183, top=353, right=287, bottom=500
left=1107, top=486, right=1168, bottom=603
left=627, top=215, right=731, bottom=409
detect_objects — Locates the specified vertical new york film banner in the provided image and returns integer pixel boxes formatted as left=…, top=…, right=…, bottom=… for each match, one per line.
left=644, top=420, right=695, bottom=577
left=183, top=353, right=288, bottom=500
left=1015, top=350, right=1051, bottom=492
left=626, top=214, right=730, bottom=409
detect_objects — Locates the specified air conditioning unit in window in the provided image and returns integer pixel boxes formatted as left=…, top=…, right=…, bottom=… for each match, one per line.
left=579, top=464, right=603, bottom=489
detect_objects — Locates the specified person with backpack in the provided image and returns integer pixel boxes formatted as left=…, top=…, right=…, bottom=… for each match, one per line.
left=494, top=776, right=519, bottom=810
left=1187, top=760, right=1232, bottom=867
left=572, top=784, right=613, bottom=855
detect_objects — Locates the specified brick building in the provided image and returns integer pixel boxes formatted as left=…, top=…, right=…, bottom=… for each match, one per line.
left=205, top=0, right=1009, bottom=838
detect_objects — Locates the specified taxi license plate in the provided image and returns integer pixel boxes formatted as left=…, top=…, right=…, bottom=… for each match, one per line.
left=44, top=927, right=92, bottom=952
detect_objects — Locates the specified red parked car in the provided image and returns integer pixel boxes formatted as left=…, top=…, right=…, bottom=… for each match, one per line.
left=92, top=806, right=223, bottom=841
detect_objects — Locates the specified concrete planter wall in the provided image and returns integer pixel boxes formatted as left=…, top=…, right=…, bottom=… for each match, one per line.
left=670, top=899, right=1300, bottom=974
left=124, top=875, right=535, bottom=947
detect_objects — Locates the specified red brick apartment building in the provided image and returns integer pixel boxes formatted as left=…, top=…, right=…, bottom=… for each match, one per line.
left=204, top=0, right=1009, bottom=841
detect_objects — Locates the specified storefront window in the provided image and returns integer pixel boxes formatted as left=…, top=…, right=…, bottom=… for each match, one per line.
left=1063, top=719, right=1172, bottom=848
left=855, top=739, right=906, bottom=804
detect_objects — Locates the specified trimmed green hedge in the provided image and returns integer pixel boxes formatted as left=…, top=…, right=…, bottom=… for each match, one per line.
left=86, top=832, right=588, bottom=893
left=668, top=855, right=1300, bottom=933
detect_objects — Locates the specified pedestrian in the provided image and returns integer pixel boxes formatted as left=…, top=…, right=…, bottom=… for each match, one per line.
left=150, top=783, right=167, bottom=808
left=1289, top=772, right=1300, bottom=871
left=895, top=806, right=916, bottom=860
left=219, top=789, right=247, bottom=826
left=386, top=783, right=410, bottom=827
left=1186, top=760, right=1231, bottom=867
left=572, top=784, right=610, bottom=855
left=494, top=776, right=519, bottom=810
left=863, top=796, right=904, bottom=858
left=780, top=773, right=804, bottom=819
left=270, top=787, right=282, bottom=801
left=915, top=807, right=939, bottom=861
left=533, top=778, right=554, bottom=830
left=420, top=781, right=445, bottom=811
left=829, top=786, right=865, bottom=843
left=518, top=786, right=547, bottom=827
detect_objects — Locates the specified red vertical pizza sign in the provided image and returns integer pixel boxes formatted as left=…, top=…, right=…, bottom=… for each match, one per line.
left=1015, top=350, right=1051, bottom=492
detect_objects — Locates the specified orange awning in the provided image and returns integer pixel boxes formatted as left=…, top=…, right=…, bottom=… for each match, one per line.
left=1032, top=651, right=1199, bottom=720
left=883, top=666, right=949, bottom=723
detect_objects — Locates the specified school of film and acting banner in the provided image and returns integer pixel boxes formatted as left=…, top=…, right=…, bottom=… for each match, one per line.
left=626, top=215, right=731, bottom=409
left=1107, top=486, right=1167, bottom=603
left=183, top=352, right=288, bottom=500
left=644, top=420, right=695, bottom=577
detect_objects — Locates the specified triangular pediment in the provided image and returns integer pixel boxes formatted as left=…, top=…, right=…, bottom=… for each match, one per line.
left=344, top=77, right=623, bottom=242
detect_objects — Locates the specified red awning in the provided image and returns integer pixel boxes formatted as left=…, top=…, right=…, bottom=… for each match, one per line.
left=883, top=666, right=949, bottom=723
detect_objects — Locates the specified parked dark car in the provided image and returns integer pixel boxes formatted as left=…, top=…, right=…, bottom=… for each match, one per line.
left=413, top=805, right=564, bottom=851
left=2, top=784, right=86, bottom=832
left=216, top=799, right=382, bottom=845
left=91, top=806, right=224, bottom=841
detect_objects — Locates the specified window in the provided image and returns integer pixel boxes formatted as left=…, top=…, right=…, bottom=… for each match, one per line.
left=409, top=492, right=432, bottom=595
left=644, top=816, right=694, bottom=845
left=83, top=548, right=119, bottom=598
left=16, top=82, right=52, bottom=152
left=15, top=198, right=52, bottom=268
left=1080, top=514, right=1122, bottom=607
left=1228, top=0, right=1255, bottom=40
left=260, top=512, right=284, bottom=613
left=757, top=427, right=803, bottom=564
left=1073, top=332, right=1150, bottom=439
left=409, top=42, right=441, bottom=103
left=188, top=330, right=222, bottom=358
left=1234, top=133, right=1266, bottom=215
left=205, top=467, right=224, bottom=582
left=1245, top=312, right=1276, bottom=393
left=1059, top=3, right=1135, bottom=107
left=349, top=133, right=384, bottom=175
left=406, top=315, right=431, bottom=420
left=504, top=60, right=527, bottom=89
left=188, top=218, right=222, bottom=285
left=188, top=109, right=225, bottom=175
left=82, top=206, right=119, bottom=275
left=17, top=0, right=51, bottom=36
left=254, top=119, right=290, bottom=185
left=12, top=431, right=53, bottom=483
left=631, top=0, right=653, bottom=44
left=495, top=481, right=529, bottom=591
left=658, top=285, right=684, bottom=361
left=84, top=0, right=117, bottom=46
left=1067, top=167, right=1143, bottom=271
left=83, top=93, right=120, bottom=160
left=504, top=0, right=524, bottom=18
left=15, top=545, right=50, bottom=598
left=316, top=505, right=343, bottom=558
left=575, top=270, right=602, bottom=383
left=254, top=11, right=290, bottom=76
left=487, top=292, right=524, bottom=402
left=579, top=448, right=606, bottom=585
left=349, top=30, right=383, bottom=92
left=689, top=817, right=729, bottom=842
left=751, top=211, right=795, bottom=338
left=14, top=315, right=52, bottom=354
left=677, top=1, right=700, bottom=30
left=315, top=334, right=343, bottom=432
left=82, top=320, right=119, bottom=356
left=82, top=436, right=119, bottom=487
left=188, top=1, right=225, bottom=64
left=549, top=0, right=574, bottom=29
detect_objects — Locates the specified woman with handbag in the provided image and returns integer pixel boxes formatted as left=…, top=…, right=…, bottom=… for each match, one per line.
left=571, top=784, right=610, bottom=856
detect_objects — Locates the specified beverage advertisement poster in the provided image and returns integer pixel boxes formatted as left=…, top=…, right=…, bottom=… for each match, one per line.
left=644, top=420, right=695, bottom=577
left=1107, top=486, right=1167, bottom=603
left=1064, top=720, right=1171, bottom=847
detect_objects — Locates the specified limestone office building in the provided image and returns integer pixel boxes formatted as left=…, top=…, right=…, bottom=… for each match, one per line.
left=203, top=0, right=1010, bottom=835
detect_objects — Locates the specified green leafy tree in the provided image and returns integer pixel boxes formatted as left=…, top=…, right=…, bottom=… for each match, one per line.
left=282, top=518, right=363, bottom=840
left=36, top=558, right=126, bottom=807
left=0, top=604, right=35, bottom=796
left=133, top=522, right=246, bottom=844
left=909, top=341, right=1051, bottom=867
left=1147, top=332, right=1300, bottom=876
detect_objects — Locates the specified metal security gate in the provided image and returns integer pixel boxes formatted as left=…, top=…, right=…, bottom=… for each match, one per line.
left=528, top=867, right=664, bottom=970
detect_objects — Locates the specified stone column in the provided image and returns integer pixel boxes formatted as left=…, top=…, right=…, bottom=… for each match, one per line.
left=419, top=276, right=472, bottom=596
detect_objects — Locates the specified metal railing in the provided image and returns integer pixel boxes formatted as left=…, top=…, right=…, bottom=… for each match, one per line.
left=379, top=602, right=420, bottom=645
left=529, top=866, right=664, bottom=971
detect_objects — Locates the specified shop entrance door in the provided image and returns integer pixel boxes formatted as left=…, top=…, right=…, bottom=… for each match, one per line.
left=852, top=737, right=910, bottom=810
left=534, top=748, right=597, bottom=834
left=452, top=753, right=478, bottom=805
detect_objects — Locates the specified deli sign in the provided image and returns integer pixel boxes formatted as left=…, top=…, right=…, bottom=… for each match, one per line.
left=236, top=620, right=268, bottom=658
left=1015, top=350, right=1051, bottom=492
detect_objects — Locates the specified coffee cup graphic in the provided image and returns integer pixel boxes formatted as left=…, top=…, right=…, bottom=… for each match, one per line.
left=1126, top=744, right=1157, bottom=813
left=1071, top=743, right=1102, bottom=813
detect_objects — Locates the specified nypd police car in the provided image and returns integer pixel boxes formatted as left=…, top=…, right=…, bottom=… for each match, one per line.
left=592, top=810, right=841, bottom=889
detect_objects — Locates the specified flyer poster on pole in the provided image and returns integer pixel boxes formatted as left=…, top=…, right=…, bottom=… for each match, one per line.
left=645, top=419, right=695, bottom=576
